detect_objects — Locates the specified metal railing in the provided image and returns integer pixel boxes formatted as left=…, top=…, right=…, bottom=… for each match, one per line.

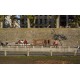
left=0, top=45, right=78, bottom=56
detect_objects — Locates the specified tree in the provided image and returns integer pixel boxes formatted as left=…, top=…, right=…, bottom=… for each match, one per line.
left=27, top=15, right=31, bottom=28
left=0, top=15, right=5, bottom=28
left=53, top=15, right=60, bottom=28
left=74, top=15, right=80, bottom=28
left=0, top=15, right=4, bottom=21
left=66, top=15, right=69, bottom=27
left=68, top=15, right=80, bottom=28
left=32, top=15, right=36, bottom=28
left=46, top=15, right=60, bottom=28
left=3, top=15, right=12, bottom=28
left=11, top=15, right=20, bottom=28
left=26, top=15, right=36, bottom=28
left=56, top=15, right=60, bottom=28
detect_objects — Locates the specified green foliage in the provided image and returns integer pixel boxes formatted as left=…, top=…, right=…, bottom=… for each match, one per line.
left=27, top=15, right=34, bottom=19
left=11, top=15, right=15, bottom=19
left=53, top=34, right=67, bottom=40
left=27, top=15, right=36, bottom=27
left=69, top=15, right=80, bottom=27
left=74, top=15, right=80, bottom=23
left=0, top=15, right=4, bottom=21
left=53, top=15, right=60, bottom=28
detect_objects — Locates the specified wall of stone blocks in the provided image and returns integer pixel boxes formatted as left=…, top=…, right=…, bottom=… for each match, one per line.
left=0, top=28, right=80, bottom=47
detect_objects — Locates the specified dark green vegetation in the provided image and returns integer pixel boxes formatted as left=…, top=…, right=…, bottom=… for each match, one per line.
left=1, top=15, right=80, bottom=28
left=53, top=34, right=67, bottom=40
left=0, top=56, right=80, bottom=64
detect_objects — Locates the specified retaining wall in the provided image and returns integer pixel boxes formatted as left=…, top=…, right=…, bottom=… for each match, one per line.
left=0, top=28, right=80, bottom=46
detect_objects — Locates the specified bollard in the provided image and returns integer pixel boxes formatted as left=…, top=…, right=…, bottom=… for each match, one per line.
left=4, top=50, right=7, bottom=56
left=50, top=50, right=52, bottom=56
left=27, top=51, right=29, bottom=56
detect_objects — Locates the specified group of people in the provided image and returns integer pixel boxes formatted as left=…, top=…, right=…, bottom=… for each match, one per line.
left=16, top=39, right=28, bottom=45
left=0, top=39, right=59, bottom=47
left=44, top=40, right=50, bottom=46
left=0, top=40, right=8, bottom=46
left=43, top=39, right=59, bottom=47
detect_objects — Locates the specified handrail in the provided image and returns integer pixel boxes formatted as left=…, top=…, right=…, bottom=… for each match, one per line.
left=0, top=45, right=78, bottom=56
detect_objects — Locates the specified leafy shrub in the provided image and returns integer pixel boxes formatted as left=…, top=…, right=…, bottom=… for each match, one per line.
left=53, top=34, right=67, bottom=40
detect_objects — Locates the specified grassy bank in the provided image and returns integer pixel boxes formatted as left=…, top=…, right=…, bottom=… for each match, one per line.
left=0, top=56, right=80, bottom=64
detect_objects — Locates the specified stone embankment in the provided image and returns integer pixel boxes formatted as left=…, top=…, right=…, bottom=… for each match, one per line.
left=0, top=28, right=80, bottom=47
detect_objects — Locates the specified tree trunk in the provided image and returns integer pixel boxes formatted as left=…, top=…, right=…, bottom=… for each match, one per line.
left=66, top=15, right=68, bottom=28
left=27, top=17, right=30, bottom=28
left=0, top=22, right=3, bottom=28
left=76, top=22, right=79, bottom=28
left=33, top=16, right=36, bottom=28
left=56, top=15, right=60, bottom=28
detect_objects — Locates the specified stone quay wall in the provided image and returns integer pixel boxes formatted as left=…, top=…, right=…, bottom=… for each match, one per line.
left=0, top=28, right=80, bottom=47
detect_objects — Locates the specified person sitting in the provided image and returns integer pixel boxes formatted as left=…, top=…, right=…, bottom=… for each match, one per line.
left=15, top=40, right=21, bottom=44
left=18, top=40, right=21, bottom=44
left=44, top=40, right=47, bottom=47
left=20, top=40, right=24, bottom=46
left=48, top=40, right=50, bottom=46
left=53, top=40, right=58, bottom=48
left=24, top=39, right=28, bottom=45
left=53, top=41, right=55, bottom=46
left=1, top=42, right=4, bottom=46
left=5, top=42, right=8, bottom=46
